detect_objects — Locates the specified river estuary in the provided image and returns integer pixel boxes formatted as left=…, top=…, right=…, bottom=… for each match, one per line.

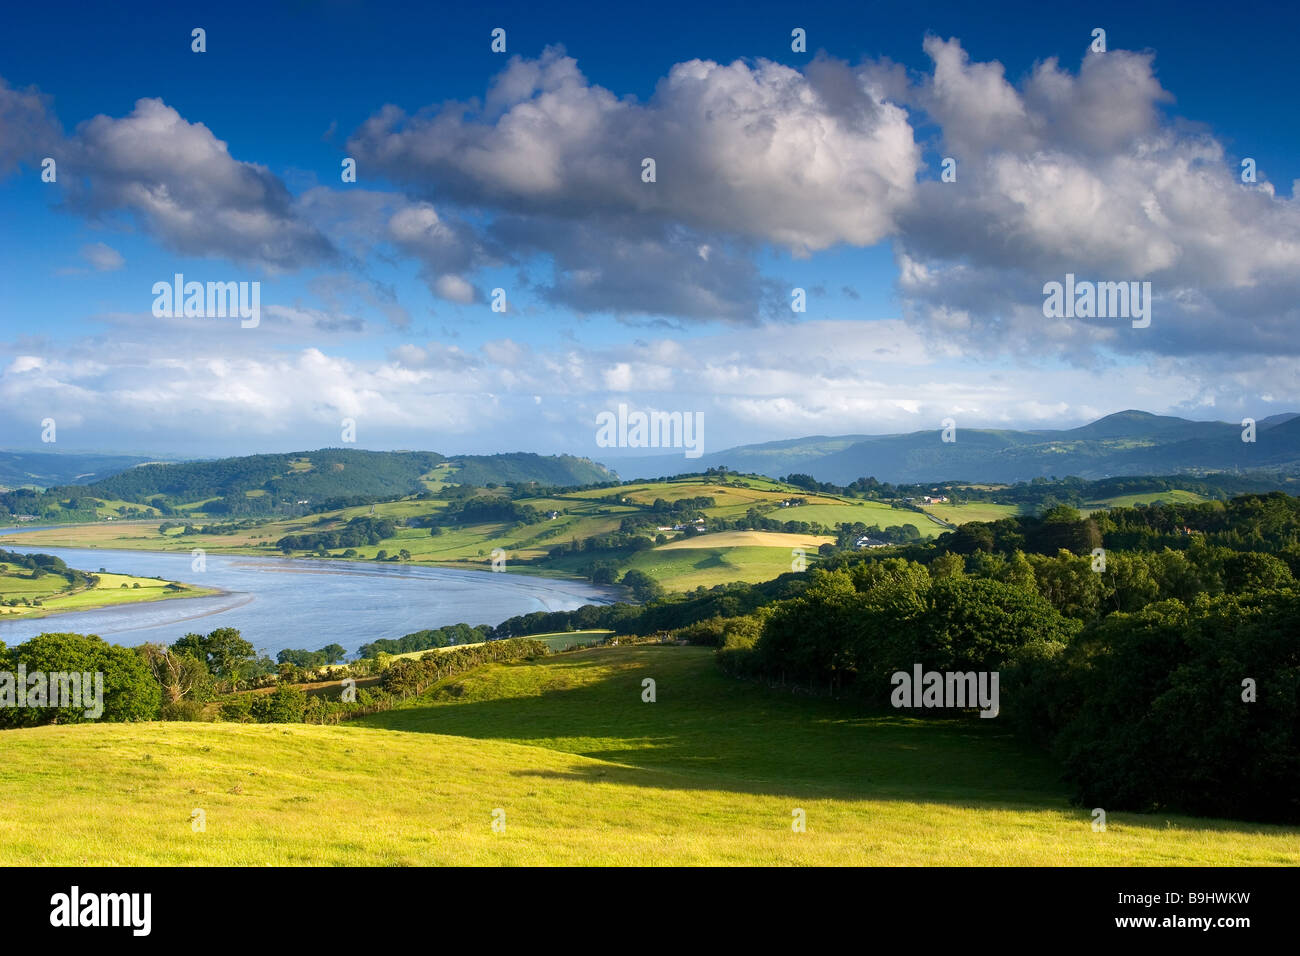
left=0, top=542, right=620, bottom=656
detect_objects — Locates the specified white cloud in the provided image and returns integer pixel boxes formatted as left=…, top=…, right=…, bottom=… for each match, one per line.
left=433, top=274, right=476, bottom=303
left=894, top=39, right=1300, bottom=359
left=59, top=98, right=333, bottom=270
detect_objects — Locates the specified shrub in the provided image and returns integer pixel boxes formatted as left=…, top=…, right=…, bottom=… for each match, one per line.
left=219, top=695, right=254, bottom=723
left=251, top=684, right=308, bottom=723
left=381, top=639, right=550, bottom=698
left=160, top=699, right=207, bottom=722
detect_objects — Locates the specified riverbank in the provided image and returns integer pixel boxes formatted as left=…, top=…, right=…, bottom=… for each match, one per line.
left=0, top=521, right=601, bottom=582
left=0, top=556, right=219, bottom=622
left=0, top=545, right=623, bottom=655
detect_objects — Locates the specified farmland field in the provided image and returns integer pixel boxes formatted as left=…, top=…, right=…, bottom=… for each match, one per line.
left=0, top=477, right=936, bottom=593
left=1085, top=489, right=1210, bottom=511
left=921, top=502, right=1024, bottom=524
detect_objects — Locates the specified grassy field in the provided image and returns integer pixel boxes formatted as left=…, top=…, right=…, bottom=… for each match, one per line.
left=0, top=567, right=215, bottom=619
left=386, top=631, right=613, bottom=661
left=617, top=546, right=815, bottom=591
left=655, top=530, right=831, bottom=551
left=1085, top=489, right=1210, bottom=512
left=921, top=502, right=1024, bottom=524
left=0, top=645, right=1294, bottom=865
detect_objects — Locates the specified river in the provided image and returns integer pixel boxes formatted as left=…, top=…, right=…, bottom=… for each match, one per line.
left=0, top=543, right=620, bottom=656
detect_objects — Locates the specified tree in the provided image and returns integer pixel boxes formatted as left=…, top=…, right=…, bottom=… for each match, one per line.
left=621, top=569, right=664, bottom=602
left=318, top=643, right=347, bottom=665
left=172, top=628, right=256, bottom=691
left=252, top=683, right=307, bottom=723
left=0, top=632, right=160, bottom=726
left=1041, top=591, right=1300, bottom=823
left=929, top=552, right=966, bottom=579
left=138, top=643, right=213, bottom=712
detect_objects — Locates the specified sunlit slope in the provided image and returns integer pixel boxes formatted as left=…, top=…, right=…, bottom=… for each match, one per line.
left=2, top=647, right=1295, bottom=865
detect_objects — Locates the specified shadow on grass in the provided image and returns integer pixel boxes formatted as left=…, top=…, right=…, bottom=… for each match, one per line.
left=356, top=647, right=1063, bottom=803
left=351, top=647, right=1300, bottom=840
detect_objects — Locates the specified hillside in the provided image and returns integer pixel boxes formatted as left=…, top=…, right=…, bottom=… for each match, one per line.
left=1, top=646, right=1294, bottom=865
left=617, top=410, right=1300, bottom=484
left=0, top=449, right=617, bottom=523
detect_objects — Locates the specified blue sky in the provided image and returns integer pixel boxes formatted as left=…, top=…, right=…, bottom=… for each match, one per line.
left=2, top=0, right=1298, bottom=460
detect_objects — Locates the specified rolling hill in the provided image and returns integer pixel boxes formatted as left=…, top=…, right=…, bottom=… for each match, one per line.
left=617, top=410, right=1300, bottom=484
left=2, top=645, right=1295, bottom=865
left=0, top=449, right=617, bottom=520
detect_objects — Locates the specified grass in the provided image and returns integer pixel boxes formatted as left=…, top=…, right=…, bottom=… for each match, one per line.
left=922, top=502, right=1024, bottom=524
left=0, top=568, right=215, bottom=619
left=386, top=632, right=614, bottom=662
left=0, top=645, right=1294, bottom=865
left=618, top=546, right=813, bottom=591
left=655, top=530, right=830, bottom=551
left=1086, top=490, right=1209, bottom=512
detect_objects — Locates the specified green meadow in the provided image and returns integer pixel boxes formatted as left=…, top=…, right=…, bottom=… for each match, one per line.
left=1084, top=489, right=1209, bottom=513
left=0, top=568, right=214, bottom=619
left=0, top=646, right=1295, bottom=866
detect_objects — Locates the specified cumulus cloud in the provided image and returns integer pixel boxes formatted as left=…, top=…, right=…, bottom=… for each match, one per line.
left=489, top=214, right=775, bottom=322
left=56, top=97, right=334, bottom=270
left=344, top=47, right=918, bottom=322
left=894, top=38, right=1300, bottom=359
left=349, top=47, right=918, bottom=252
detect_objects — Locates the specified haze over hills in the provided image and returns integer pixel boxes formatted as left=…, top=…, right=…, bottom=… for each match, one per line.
left=615, top=411, right=1300, bottom=485
left=6, top=411, right=1300, bottom=508
left=0, top=451, right=158, bottom=490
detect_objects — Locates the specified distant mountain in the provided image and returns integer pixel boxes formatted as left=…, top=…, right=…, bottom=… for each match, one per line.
left=615, top=410, right=1300, bottom=485
left=0, top=451, right=154, bottom=490
left=1258, top=412, right=1300, bottom=429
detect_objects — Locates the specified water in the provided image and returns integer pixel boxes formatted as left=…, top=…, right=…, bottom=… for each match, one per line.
left=0, top=544, right=620, bottom=656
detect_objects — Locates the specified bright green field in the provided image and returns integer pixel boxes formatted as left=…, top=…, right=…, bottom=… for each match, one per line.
left=526, top=630, right=613, bottom=650
left=777, top=500, right=937, bottom=535
left=0, top=569, right=214, bottom=619
left=1, top=646, right=1294, bottom=865
left=619, top=546, right=815, bottom=591
left=387, top=631, right=613, bottom=661
left=1086, top=490, right=1209, bottom=511
left=922, top=502, right=1024, bottom=524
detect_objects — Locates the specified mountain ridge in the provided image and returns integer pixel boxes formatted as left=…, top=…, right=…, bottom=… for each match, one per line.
left=614, top=410, right=1300, bottom=484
